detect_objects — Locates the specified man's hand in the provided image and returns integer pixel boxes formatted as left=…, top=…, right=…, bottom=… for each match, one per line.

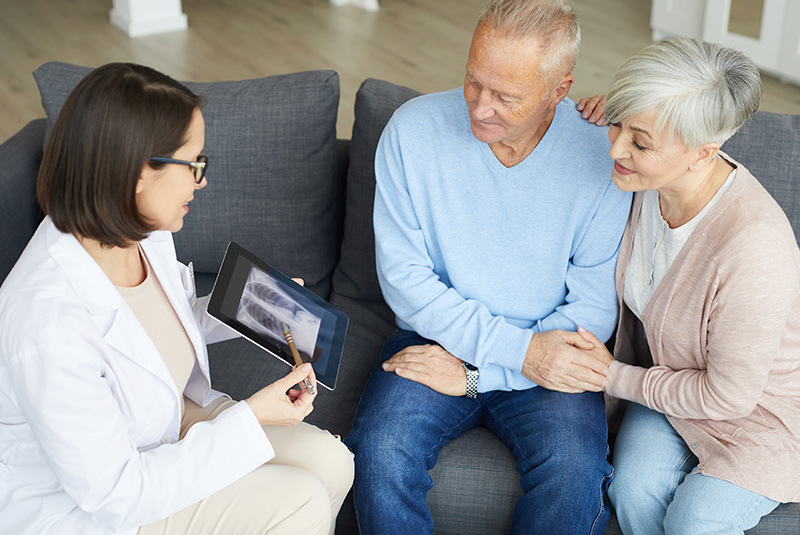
left=576, top=94, right=607, bottom=126
left=522, top=330, right=609, bottom=393
left=382, top=344, right=468, bottom=397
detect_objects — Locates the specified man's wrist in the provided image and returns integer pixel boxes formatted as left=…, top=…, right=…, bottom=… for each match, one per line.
left=463, top=362, right=479, bottom=398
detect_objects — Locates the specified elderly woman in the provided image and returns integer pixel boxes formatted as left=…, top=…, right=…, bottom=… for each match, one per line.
left=0, top=63, right=353, bottom=535
left=576, top=39, right=800, bottom=534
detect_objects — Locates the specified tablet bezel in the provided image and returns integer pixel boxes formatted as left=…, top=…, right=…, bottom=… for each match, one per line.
left=206, top=242, right=348, bottom=391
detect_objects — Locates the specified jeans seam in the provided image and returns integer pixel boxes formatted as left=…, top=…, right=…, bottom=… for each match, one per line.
left=420, top=400, right=483, bottom=473
left=733, top=487, right=777, bottom=529
left=742, top=499, right=765, bottom=524
left=668, top=449, right=696, bottom=503
left=439, top=401, right=482, bottom=446
left=484, top=400, right=613, bottom=534
left=482, top=402, right=516, bottom=446
left=590, top=466, right=615, bottom=535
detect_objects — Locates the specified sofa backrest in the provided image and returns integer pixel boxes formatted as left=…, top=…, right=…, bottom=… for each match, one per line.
left=0, top=120, right=46, bottom=285
left=3, top=65, right=800, bottom=296
left=31, top=61, right=343, bottom=298
left=331, top=78, right=422, bottom=307
left=721, top=111, right=800, bottom=238
left=331, top=80, right=800, bottom=310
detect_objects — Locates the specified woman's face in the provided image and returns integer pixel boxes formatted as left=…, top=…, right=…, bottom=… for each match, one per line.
left=607, top=108, right=699, bottom=194
left=136, top=108, right=207, bottom=233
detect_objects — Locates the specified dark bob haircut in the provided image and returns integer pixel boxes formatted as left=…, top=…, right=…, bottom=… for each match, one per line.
left=37, top=62, right=204, bottom=248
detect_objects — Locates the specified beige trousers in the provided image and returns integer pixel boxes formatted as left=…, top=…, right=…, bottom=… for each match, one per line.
left=138, top=397, right=354, bottom=535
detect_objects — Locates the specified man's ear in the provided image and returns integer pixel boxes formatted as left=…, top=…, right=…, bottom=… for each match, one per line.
left=550, top=73, right=574, bottom=107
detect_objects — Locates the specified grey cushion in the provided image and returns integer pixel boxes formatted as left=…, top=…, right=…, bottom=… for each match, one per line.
left=746, top=504, right=800, bottom=534
left=602, top=503, right=800, bottom=534
left=427, top=427, right=521, bottom=535
left=323, top=293, right=396, bottom=431
left=0, top=119, right=46, bottom=284
left=331, top=78, right=422, bottom=302
left=33, top=61, right=342, bottom=297
left=722, top=111, right=800, bottom=240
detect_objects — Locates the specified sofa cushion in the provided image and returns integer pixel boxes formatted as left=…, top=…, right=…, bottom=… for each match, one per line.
left=331, top=78, right=422, bottom=303
left=722, top=110, right=800, bottom=240
left=427, top=426, right=521, bottom=535
left=33, top=61, right=342, bottom=297
left=0, top=119, right=46, bottom=285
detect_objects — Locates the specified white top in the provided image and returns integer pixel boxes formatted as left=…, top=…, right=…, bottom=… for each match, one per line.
left=625, top=167, right=737, bottom=320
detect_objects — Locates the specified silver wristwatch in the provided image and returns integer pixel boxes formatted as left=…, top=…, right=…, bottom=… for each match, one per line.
left=462, top=362, right=479, bottom=398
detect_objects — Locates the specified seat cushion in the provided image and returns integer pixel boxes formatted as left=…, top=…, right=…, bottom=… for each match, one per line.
left=427, top=426, right=521, bottom=535
left=33, top=61, right=342, bottom=297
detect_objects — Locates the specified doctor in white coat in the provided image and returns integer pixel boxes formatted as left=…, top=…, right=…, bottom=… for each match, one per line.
left=0, top=62, right=353, bottom=535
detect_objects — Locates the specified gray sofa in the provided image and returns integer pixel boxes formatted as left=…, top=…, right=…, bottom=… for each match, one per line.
left=1, top=61, right=798, bottom=534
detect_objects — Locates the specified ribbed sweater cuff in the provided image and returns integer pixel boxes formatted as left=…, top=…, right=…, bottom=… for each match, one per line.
left=606, top=360, right=648, bottom=406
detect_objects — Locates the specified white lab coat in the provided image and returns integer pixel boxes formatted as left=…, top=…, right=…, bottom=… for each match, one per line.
left=0, top=218, right=275, bottom=535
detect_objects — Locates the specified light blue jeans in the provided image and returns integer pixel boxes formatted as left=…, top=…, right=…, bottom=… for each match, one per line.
left=609, top=402, right=779, bottom=535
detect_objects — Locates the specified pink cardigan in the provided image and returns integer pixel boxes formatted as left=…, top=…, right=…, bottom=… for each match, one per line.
left=606, top=153, right=800, bottom=503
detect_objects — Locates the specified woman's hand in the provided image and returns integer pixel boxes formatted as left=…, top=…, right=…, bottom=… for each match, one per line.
left=576, top=95, right=608, bottom=126
left=382, top=344, right=468, bottom=397
left=577, top=326, right=615, bottom=368
left=522, top=330, right=607, bottom=393
left=245, top=363, right=317, bottom=426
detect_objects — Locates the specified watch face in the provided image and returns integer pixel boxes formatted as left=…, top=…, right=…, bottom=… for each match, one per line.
left=463, top=362, right=478, bottom=371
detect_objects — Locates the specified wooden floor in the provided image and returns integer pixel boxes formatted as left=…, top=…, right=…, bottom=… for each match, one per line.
left=1, top=0, right=799, bottom=142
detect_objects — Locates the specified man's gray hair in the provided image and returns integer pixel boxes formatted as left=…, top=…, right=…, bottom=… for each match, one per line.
left=478, top=0, right=581, bottom=80
left=605, top=38, right=762, bottom=148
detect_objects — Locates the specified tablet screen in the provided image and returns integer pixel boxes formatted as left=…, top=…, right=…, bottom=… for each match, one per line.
left=207, top=242, right=348, bottom=390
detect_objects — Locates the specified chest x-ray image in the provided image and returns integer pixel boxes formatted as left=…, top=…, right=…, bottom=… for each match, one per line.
left=235, top=266, right=321, bottom=361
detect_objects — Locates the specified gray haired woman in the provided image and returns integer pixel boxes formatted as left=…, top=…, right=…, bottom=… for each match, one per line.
left=577, top=38, right=800, bottom=534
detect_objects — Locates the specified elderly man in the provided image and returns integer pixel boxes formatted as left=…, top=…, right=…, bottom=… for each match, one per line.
left=344, top=0, right=631, bottom=533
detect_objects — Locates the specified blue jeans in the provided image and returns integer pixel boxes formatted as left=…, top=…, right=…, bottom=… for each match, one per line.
left=609, top=402, right=780, bottom=535
left=344, top=330, right=613, bottom=535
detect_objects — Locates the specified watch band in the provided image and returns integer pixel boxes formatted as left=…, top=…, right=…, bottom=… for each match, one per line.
left=462, top=362, right=479, bottom=398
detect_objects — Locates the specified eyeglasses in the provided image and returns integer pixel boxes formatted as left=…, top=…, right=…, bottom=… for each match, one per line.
left=150, top=155, right=208, bottom=184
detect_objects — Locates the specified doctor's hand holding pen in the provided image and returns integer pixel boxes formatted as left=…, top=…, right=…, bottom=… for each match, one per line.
left=244, top=363, right=318, bottom=426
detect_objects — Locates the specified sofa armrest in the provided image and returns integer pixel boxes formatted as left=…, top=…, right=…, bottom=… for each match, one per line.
left=0, top=119, right=46, bottom=285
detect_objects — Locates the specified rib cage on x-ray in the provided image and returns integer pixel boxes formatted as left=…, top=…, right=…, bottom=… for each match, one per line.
left=235, top=267, right=321, bottom=360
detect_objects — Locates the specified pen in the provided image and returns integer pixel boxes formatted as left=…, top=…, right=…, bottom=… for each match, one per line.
left=281, top=322, right=315, bottom=395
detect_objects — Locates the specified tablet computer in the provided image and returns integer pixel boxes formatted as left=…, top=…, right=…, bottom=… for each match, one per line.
left=207, top=242, right=348, bottom=391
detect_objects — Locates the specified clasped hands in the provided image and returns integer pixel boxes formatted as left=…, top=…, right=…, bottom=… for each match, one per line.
left=522, top=327, right=614, bottom=393
left=382, top=328, right=615, bottom=396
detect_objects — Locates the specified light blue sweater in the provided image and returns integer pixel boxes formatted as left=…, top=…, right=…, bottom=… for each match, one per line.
left=374, top=88, right=631, bottom=392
